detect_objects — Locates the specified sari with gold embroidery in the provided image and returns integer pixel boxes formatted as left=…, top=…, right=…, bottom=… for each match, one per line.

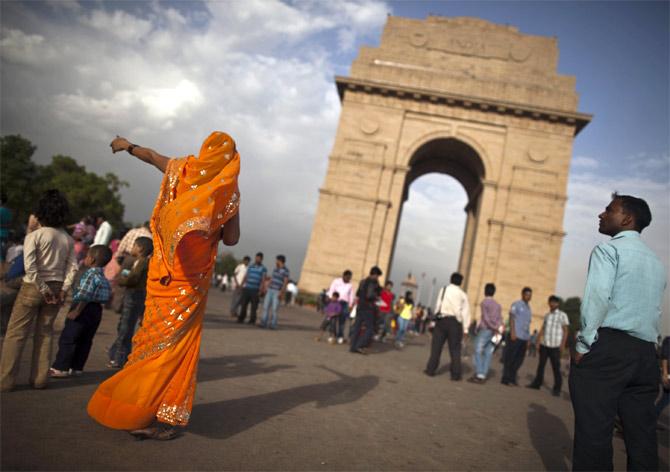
left=87, top=132, right=240, bottom=429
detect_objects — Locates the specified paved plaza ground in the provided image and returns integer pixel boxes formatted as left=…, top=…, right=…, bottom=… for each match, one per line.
left=2, top=289, right=668, bottom=471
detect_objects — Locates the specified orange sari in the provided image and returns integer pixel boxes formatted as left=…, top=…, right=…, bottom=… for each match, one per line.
left=87, top=132, right=240, bottom=429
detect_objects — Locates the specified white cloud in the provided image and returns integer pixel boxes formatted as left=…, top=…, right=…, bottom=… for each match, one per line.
left=81, top=9, right=153, bottom=42
left=0, top=29, right=56, bottom=66
left=571, top=155, right=599, bottom=169
left=0, top=0, right=390, bottom=282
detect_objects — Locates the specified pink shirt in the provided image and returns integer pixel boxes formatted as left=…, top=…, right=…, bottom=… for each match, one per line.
left=328, top=277, right=354, bottom=305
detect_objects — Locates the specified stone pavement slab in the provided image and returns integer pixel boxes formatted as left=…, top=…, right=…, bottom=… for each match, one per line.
left=1, top=290, right=668, bottom=471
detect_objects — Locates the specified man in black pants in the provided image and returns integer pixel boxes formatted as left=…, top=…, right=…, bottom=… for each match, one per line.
left=349, top=266, right=382, bottom=354
left=570, top=193, right=665, bottom=471
left=501, top=287, right=533, bottom=386
left=424, top=272, right=471, bottom=380
left=527, top=295, right=569, bottom=396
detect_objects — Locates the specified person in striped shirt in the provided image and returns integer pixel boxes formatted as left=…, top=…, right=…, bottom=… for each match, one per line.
left=237, top=252, right=267, bottom=324
left=260, top=255, right=289, bottom=329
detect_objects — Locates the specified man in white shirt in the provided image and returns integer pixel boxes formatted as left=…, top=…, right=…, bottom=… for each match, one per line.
left=92, top=215, right=113, bottom=247
left=229, top=255, right=250, bottom=317
left=424, top=272, right=470, bottom=380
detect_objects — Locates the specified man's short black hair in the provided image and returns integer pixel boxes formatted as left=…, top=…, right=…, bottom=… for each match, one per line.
left=343, top=270, right=352, bottom=277
left=484, top=283, right=496, bottom=296
left=548, top=295, right=561, bottom=303
left=612, top=192, right=652, bottom=232
left=134, top=237, right=153, bottom=256
left=276, top=255, right=286, bottom=263
left=243, top=255, right=251, bottom=262
left=369, top=266, right=382, bottom=276
left=88, top=245, right=112, bottom=267
left=34, top=189, right=70, bottom=228
left=256, top=252, right=263, bottom=258
left=522, top=287, right=533, bottom=294
left=450, top=272, right=463, bottom=286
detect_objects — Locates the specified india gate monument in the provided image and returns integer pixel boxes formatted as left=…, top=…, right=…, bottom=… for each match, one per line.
left=300, top=15, right=591, bottom=323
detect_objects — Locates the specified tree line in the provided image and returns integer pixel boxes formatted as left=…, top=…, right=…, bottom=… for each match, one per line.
left=1, top=134, right=127, bottom=236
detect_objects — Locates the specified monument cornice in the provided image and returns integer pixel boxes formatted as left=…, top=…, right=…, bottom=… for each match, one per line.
left=335, top=76, right=592, bottom=136
left=319, top=187, right=393, bottom=208
left=488, top=219, right=566, bottom=237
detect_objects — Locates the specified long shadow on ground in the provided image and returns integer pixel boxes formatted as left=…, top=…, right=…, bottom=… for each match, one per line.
left=189, top=367, right=379, bottom=440
left=198, top=354, right=295, bottom=383
left=527, top=402, right=571, bottom=471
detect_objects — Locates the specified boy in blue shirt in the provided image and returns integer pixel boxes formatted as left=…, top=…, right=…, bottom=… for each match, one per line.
left=50, top=245, right=112, bottom=377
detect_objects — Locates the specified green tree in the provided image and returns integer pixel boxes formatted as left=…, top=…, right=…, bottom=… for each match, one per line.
left=560, top=296, right=582, bottom=349
left=39, top=155, right=128, bottom=230
left=0, top=134, right=128, bottom=235
left=215, top=252, right=238, bottom=276
left=0, top=135, right=40, bottom=232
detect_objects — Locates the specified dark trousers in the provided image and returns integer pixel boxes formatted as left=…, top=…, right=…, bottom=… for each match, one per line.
left=238, top=288, right=260, bottom=323
left=109, top=290, right=145, bottom=367
left=52, top=302, right=102, bottom=372
left=349, top=310, right=374, bottom=351
left=425, top=316, right=463, bottom=379
left=501, top=338, right=527, bottom=384
left=569, top=328, right=658, bottom=471
left=336, top=302, right=349, bottom=339
left=530, top=345, right=562, bottom=392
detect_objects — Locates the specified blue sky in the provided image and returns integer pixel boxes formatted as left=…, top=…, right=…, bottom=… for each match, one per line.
left=1, top=0, right=668, bottom=330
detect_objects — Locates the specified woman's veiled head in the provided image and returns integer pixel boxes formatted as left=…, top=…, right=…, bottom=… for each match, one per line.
left=184, top=131, right=237, bottom=187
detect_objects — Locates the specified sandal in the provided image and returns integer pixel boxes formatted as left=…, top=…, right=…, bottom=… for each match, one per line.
left=129, top=426, right=180, bottom=441
left=48, top=368, right=70, bottom=378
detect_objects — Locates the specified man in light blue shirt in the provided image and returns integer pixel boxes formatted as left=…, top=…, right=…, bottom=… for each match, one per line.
left=570, top=193, right=666, bottom=471
left=501, top=287, right=532, bottom=386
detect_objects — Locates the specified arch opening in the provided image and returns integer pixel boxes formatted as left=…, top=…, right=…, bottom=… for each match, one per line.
left=389, top=138, right=487, bottom=298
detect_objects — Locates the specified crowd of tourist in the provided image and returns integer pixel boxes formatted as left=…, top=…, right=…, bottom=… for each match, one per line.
left=0, top=189, right=159, bottom=387
left=0, top=185, right=668, bottom=468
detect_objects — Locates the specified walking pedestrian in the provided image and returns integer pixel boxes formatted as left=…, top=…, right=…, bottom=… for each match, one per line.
left=424, top=272, right=470, bottom=380
left=501, top=287, right=532, bottom=386
left=107, top=237, right=152, bottom=368
left=327, top=270, right=354, bottom=344
left=469, top=283, right=502, bottom=383
left=259, top=255, right=289, bottom=329
left=230, top=256, right=250, bottom=317
left=395, top=291, right=414, bottom=348
left=569, top=193, right=665, bottom=470
left=92, top=215, right=113, bottom=247
left=378, top=281, right=395, bottom=342
left=237, top=252, right=266, bottom=325
left=527, top=295, right=569, bottom=396
left=349, top=266, right=382, bottom=355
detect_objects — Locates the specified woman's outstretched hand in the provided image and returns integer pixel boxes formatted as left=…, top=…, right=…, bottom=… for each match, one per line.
left=110, top=136, right=131, bottom=153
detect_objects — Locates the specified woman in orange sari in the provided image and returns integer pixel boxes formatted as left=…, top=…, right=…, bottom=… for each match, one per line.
left=87, top=132, right=241, bottom=440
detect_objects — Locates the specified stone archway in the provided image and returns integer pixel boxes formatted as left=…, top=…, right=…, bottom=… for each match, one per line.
left=300, top=15, right=591, bottom=323
left=390, top=137, right=485, bottom=291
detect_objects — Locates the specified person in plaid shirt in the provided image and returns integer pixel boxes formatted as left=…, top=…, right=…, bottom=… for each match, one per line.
left=50, top=245, right=113, bottom=377
left=527, top=295, right=569, bottom=396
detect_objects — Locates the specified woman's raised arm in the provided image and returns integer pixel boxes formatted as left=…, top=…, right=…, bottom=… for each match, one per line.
left=110, top=136, right=170, bottom=173
left=221, top=213, right=240, bottom=246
